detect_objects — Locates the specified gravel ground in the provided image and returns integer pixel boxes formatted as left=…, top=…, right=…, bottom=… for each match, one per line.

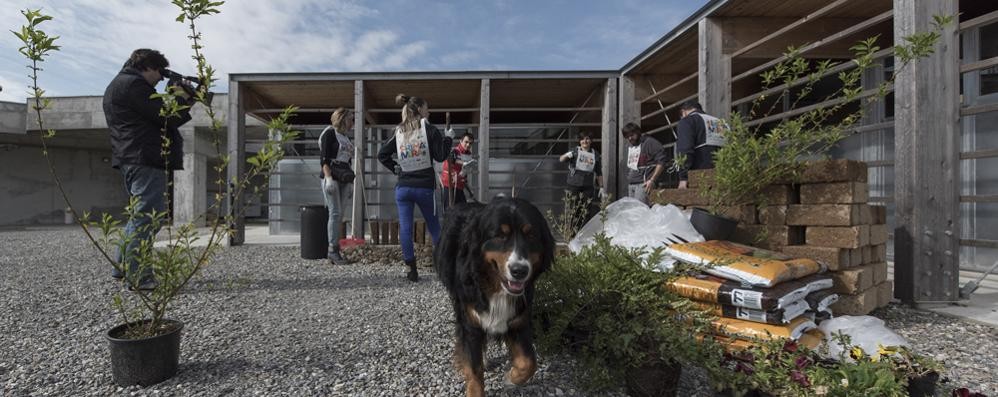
left=1, top=227, right=995, bottom=396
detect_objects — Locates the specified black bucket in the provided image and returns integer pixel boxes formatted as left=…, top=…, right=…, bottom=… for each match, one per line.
left=106, top=319, right=183, bottom=387
left=300, top=205, right=329, bottom=259
left=690, top=207, right=738, bottom=241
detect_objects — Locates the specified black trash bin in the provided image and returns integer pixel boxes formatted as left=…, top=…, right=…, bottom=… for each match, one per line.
left=300, top=205, right=328, bottom=259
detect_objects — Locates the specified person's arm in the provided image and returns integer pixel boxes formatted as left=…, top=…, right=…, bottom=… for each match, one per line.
left=319, top=128, right=339, bottom=178
left=426, top=124, right=454, bottom=162
left=126, top=78, right=192, bottom=129
left=644, top=139, right=668, bottom=191
left=378, top=134, right=399, bottom=174
left=559, top=149, right=574, bottom=162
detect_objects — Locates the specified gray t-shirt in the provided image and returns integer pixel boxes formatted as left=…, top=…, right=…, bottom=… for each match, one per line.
left=625, top=135, right=668, bottom=184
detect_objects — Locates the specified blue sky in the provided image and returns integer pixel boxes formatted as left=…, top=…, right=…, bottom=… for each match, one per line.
left=1, top=0, right=707, bottom=102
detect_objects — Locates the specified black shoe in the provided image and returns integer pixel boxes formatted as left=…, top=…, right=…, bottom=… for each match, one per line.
left=329, top=251, right=349, bottom=265
left=111, top=268, right=124, bottom=279
left=405, top=260, right=418, bottom=282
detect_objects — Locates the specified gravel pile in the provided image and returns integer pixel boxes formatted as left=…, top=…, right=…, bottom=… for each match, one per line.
left=1, top=227, right=994, bottom=396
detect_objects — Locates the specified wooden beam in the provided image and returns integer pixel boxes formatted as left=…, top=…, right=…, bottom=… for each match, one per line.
left=961, top=55, right=998, bottom=74
left=961, top=102, right=998, bottom=116
left=732, top=48, right=893, bottom=108
left=477, top=79, right=490, bottom=200
left=732, top=10, right=893, bottom=83
left=959, top=9, right=998, bottom=32
left=618, top=76, right=638, bottom=198
left=699, top=17, right=731, bottom=118
left=744, top=86, right=891, bottom=127
left=352, top=80, right=365, bottom=240
left=893, top=0, right=960, bottom=303
left=730, top=0, right=853, bottom=58
left=602, top=78, right=618, bottom=200
left=960, top=148, right=998, bottom=160
left=226, top=80, right=246, bottom=245
left=641, top=72, right=697, bottom=103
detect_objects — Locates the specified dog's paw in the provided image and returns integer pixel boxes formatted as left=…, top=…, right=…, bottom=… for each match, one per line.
left=502, top=372, right=519, bottom=389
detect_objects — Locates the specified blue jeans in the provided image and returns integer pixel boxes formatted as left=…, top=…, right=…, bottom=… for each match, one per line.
left=395, top=186, right=441, bottom=262
left=116, top=164, right=167, bottom=279
left=321, top=178, right=352, bottom=252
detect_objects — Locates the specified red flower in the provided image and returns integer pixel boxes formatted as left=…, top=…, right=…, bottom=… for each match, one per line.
left=790, top=370, right=810, bottom=387
left=783, top=340, right=799, bottom=353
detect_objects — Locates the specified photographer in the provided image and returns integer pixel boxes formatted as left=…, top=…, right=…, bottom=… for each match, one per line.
left=102, top=48, right=194, bottom=291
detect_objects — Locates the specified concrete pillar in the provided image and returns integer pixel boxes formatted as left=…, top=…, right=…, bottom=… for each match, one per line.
left=227, top=80, right=246, bottom=245
left=173, top=126, right=207, bottom=227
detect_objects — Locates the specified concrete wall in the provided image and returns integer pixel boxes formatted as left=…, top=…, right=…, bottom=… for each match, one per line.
left=0, top=101, right=26, bottom=135
left=25, top=95, right=233, bottom=131
left=0, top=144, right=127, bottom=225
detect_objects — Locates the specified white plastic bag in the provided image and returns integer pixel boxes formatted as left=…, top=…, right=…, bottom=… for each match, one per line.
left=818, top=315, right=909, bottom=361
left=568, top=197, right=704, bottom=270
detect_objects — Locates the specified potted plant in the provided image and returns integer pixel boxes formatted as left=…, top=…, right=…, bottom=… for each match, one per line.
left=682, top=19, right=950, bottom=243
left=14, top=2, right=299, bottom=386
left=533, top=232, right=730, bottom=396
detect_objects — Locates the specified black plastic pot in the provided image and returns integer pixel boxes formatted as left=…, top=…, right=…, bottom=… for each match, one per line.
left=300, top=205, right=329, bottom=259
left=690, top=207, right=738, bottom=241
left=625, top=360, right=681, bottom=397
left=907, top=371, right=939, bottom=397
left=106, top=319, right=184, bottom=387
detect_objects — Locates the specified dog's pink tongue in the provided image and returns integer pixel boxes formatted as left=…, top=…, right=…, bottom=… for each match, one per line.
left=508, top=281, right=525, bottom=292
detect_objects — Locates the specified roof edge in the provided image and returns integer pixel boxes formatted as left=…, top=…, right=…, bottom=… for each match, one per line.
left=619, top=0, right=730, bottom=75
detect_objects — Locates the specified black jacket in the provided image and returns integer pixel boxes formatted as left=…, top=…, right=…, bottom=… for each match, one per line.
left=378, top=121, right=453, bottom=189
left=103, top=67, right=192, bottom=170
left=676, top=112, right=719, bottom=181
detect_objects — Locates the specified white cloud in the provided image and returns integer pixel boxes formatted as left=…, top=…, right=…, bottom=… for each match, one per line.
left=1, top=0, right=431, bottom=95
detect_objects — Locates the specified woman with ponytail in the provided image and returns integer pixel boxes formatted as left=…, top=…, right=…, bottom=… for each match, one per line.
left=378, top=94, right=454, bottom=281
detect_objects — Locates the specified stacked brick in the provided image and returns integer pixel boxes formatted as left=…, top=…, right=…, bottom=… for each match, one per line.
left=650, top=160, right=892, bottom=316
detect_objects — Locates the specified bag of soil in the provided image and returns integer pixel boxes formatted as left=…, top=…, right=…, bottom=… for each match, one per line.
left=693, top=299, right=809, bottom=325
left=805, top=289, right=839, bottom=313
left=701, top=329, right=826, bottom=353
left=666, top=273, right=833, bottom=311
left=713, top=316, right=817, bottom=341
left=665, top=240, right=826, bottom=287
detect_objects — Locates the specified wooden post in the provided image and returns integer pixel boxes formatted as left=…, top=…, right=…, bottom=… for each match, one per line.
left=602, top=78, right=619, bottom=200
left=478, top=79, right=491, bottom=200
left=618, top=76, right=639, bottom=199
left=698, top=17, right=731, bottom=118
left=893, top=0, right=960, bottom=303
left=226, top=80, right=246, bottom=245
left=370, top=220, right=380, bottom=245
left=352, top=80, right=365, bottom=240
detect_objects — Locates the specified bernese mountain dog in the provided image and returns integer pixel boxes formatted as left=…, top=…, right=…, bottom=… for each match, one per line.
left=434, top=197, right=555, bottom=397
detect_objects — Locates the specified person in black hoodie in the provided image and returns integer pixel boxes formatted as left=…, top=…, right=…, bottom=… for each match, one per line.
left=675, top=100, right=726, bottom=189
left=378, top=93, right=453, bottom=281
left=102, top=48, right=193, bottom=290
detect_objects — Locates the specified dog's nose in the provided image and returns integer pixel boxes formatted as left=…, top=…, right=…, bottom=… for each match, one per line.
left=509, top=263, right=529, bottom=280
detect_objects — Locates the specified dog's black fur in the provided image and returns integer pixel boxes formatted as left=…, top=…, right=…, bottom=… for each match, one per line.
left=434, top=197, right=555, bottom=396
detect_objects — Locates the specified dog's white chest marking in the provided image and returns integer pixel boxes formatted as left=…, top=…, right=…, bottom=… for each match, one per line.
left=475, top=293, right=518, bottom=335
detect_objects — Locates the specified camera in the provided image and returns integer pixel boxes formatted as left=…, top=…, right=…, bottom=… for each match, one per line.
left=161, top=68, right=211, bottom=103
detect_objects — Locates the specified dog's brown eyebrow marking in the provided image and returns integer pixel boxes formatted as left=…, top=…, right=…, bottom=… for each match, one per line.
left=521, top=224, right=532, bottom=234
left=500, top=224, right=510, bottom=235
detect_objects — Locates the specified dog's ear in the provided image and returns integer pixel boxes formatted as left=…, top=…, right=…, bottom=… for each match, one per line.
left=456, top=211, right=489, bottom=310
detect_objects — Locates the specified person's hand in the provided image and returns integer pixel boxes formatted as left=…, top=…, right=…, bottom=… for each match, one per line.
left=463, top=158, right=476, bottom=168
left=643, top=179, right=654, bottom=192
left=445, top=128, right=456, bottom=139
left=564, top=151, right=574, bottom=159
left=677, top=180, right=688, bottom=189
left=598, top=188, right=607, bottom=200
left=324, top=176, right=336, bottom=194
left=393, top=164, right=402, bottom=175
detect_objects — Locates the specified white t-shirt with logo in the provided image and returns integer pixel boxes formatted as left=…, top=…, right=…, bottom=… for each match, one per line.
left=575, top=149, right=596, bottom=173
left=696, top=113, right=727, bottom=148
